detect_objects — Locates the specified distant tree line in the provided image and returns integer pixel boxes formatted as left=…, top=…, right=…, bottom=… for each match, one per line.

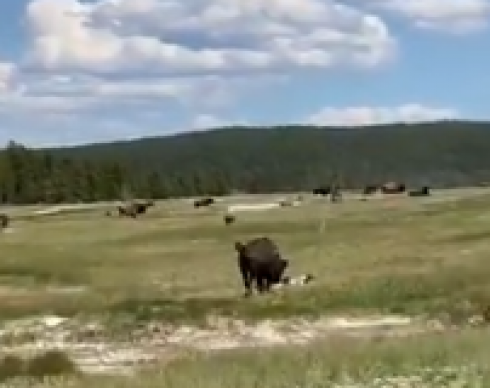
left=1, top=121, right=490, bottom=204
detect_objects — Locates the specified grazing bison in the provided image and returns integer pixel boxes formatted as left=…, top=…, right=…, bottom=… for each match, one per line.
left=234, top=237, right=289, bottom=297
left=0, top=213, right=9, bottom=231
left=409, top=186, right=431, bottom=197
left=117, top=200, right=154, bottom=218
left=313, top=186, right=331, bottom=196
left=380, top=182, right=406, bottom=194
left=224, top=214, right=236, bottom=225
left=194, top=197, right=215, bottom=208
left=118, top=205, right=136, bottom=218
left=133, top=201, right=154, bottom=214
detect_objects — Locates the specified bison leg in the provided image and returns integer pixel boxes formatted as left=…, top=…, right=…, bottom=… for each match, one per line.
left=239, top=263, right=253, bottom=297
left=270, top=259, right=288, bottom=284
left=256, top=276, right=268, bottom=293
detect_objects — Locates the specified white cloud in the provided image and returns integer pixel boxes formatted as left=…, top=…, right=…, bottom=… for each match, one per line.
left=1, top=0, right=397, bottom=144
left=0, top=71, right=286, bottom=118
left=306, top=104, right=459, bottom=126
left=367, top=0, right=490, bottom=33
left=24, top=0, right=396, bottom=74
left=0, top=62, right=17, bottom=93
left=189, top=114, right=247, bottom=131
left=191, top=114, right=232, bottom=130
left=0, top=0, right=476, bottom=147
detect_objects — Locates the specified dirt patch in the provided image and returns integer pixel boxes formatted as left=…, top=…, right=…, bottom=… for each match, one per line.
left=0, top=314, right=449, bottom=375
left=43, top=286, right=88, bottom=295
left=155, top=315, right=431, bottom=351
left=28, top=203, right=113, bottom=219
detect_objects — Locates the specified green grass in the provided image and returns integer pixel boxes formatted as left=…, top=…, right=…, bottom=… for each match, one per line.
left=8, top=328, right=490, bottom=387
left=0, top=351, right=78, bottom=382
left=1, top=189, right=490, bottom=325
left=3, top=188, right=490, bottom=386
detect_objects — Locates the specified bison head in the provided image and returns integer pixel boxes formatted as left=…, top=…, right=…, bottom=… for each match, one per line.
left=234, top=241, right=245, bottom=253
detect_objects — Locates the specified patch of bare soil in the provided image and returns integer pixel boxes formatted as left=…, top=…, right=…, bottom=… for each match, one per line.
left=32, top=203, right=109, bottom=216
left=0, top=314, right=451, bottom=376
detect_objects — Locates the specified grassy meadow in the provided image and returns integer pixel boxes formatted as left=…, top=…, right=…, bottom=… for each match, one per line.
left=2, top=187, right=490, bottom=386
left=2, top=188, right=490, bottom=324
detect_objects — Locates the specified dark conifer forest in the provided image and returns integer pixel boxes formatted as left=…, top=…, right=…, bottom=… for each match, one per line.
left=1, top=120, right=490, bottom=204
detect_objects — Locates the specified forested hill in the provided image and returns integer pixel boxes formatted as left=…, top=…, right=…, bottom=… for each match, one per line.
left=1, top=120, right=490, bottom=204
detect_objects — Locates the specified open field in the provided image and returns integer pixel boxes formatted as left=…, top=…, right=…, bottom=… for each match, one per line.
left=2, top=187, right=490, bottom=386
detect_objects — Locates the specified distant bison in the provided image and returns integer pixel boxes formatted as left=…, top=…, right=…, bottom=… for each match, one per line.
left=224, top=214, right=236, bottom=225
left=381, top=182, right=406, bottom=194
left=234, top=237, right=289, bottom=297
left=0, top=213, right=9, bottom=230
left=118, top=200, right=154, bottom=218
left=194, top=197, right=215, bottom=208
left=118, top=205, right=136, bottom=218
left=313, top=186, right=331, bottom=196
left=409, top=186, right=431, bottom=197
left=133, top=201, right=154, bottom=214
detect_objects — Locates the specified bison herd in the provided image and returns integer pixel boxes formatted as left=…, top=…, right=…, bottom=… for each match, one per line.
left=360, top=182, right=430, bottom=197
left=0, top=182, right=437, bottom=298
left=313, top=181, right=430, bottom=201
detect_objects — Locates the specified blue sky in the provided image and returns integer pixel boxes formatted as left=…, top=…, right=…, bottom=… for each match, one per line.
left=0, top=0, right=489, bottom=147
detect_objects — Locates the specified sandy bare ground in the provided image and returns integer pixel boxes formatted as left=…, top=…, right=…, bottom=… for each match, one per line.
left=0, top=314, right=452, bottom=375
left=32, top=203, right=113, bottom=216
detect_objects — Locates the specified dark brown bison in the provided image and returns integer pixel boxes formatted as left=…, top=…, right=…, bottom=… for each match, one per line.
left=117, top=200, right=154, bottom=218
left=118, top=205, right=136, bottom=218
left=0, top=213, right=9, bottom=230
left=234, top=237, right=289, bottom=297
left=194, top=197, right=215, bottom=208
left=224, top=214, right=236, bottom=225
left=409, top=186, right=431, bottom=197
left=380, top=182, right=406, bottom=194
left=313, top=186, right=331, bottom=196
left=133, top=201, right=154, bottom=214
